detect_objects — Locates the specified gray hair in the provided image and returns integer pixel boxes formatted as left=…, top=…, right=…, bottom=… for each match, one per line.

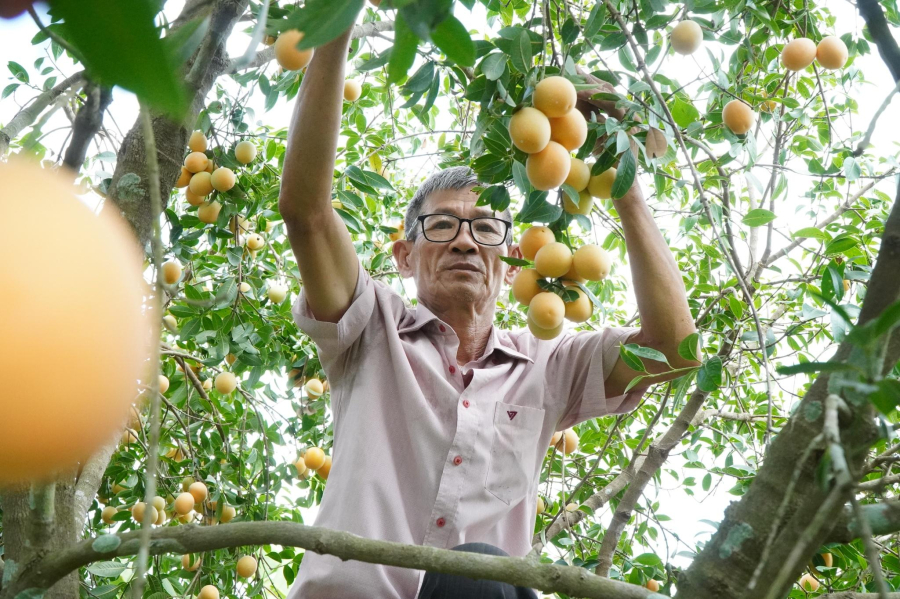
left=405, top=166, right=513, bottom=244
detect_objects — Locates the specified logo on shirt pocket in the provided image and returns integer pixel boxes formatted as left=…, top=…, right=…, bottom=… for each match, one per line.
left=484, top=403, right=545, bottom=505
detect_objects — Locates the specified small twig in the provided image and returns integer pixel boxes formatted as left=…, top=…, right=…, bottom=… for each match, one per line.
left=853, top=79, right=900, bottom=157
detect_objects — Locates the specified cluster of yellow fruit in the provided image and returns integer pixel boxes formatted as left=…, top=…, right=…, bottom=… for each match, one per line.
left=722, top=35, right=848, bottom=136
left=273, top=29, right=361, bottom=102
left=182, top=553, right=256, bottom=587
left=294, top=446, right=332, bottom=480
left=512, top=226, right=611, bottom=340
left=175, top=131, right=251, bottom=225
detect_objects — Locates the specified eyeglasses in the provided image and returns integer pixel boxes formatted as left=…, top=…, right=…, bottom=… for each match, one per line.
left=411, top=214, right=512, bottom=246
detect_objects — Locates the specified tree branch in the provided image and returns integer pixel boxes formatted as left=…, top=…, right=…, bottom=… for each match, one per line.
left=0, top=522, right=658, bottom=599
left=857, top=0, right=900, bottom=82
left=0, top=71, right=85, bottom=156
left=62, top=82, right=113, bottom=175
left=73, top=439, right=119, bottom=529
left=225, top=20, right=395, bottom=74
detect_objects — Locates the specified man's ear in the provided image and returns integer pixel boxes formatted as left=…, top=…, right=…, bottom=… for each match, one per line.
left=392, top=239, right=415, bottom=278
left=503, top=243, right=524, bottom=285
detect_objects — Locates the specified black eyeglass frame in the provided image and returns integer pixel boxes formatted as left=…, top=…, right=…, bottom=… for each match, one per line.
left=409, top=213, right=513, bottom=246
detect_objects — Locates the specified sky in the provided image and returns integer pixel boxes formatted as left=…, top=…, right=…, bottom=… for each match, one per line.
left=2, top=0, right=899, bottom=595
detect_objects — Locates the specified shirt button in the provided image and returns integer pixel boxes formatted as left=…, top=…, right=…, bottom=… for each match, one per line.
left=449, top=365, right=456, bottom=374
left=453, top=456, right=462, bottom=466
left=462, top=399, right=470, bottom=408
left=439, top=325, right=446, bottom=332
left=436, top=517, right=446, bottom=528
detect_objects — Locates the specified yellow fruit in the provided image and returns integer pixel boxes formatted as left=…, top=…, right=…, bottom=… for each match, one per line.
left=512, top=269, right=543, bottom=306
left=226, top=353, right=238, bottom=365
left=519, top=226, right=555, bottom=260
left=552, top=428, right=578, bottom=454
left=221, top=505, right=236, bottom=523
left=188, top=131, right=208, bottom=153
left=588, top=168, right=616, bottom=199
left=782, top=38, right=817, bottom=71
left=525, top=141, right=571, bottom=191
left=215, top=372, right=237, bottom=394
left=508, top=107, right=551, bottom=154
left=112, top=483, right=127, bottom=494
left=388, top=221, right=404, bottom=242
left=162, top=314, right=177, bottom=330
left=573, top=244, right=611, bottom=281
left=198, top=585, right=219, bottom=599
left=158, top=374, right=170, bottom=394
left=182, top=554, right=201, bottom=571
left=527, top=313, right=564, bottom=340
left=799, top=573, right=819, bottom=592
left=305, top=378, right=324, bottom=397
left=151, top=495, right=166, bottom=512
left=174, top=492, right=194, bottom=515
left=184, top=152, right=209, bottom=174
left=318, top=455, right=332, bottom=479
left=533, top=76, right=577, bottom=118
left=759, top=91, right=778, bottom=113
left=202, top=378, right=212, bottom=390
left=205, top=159, right=214, bottom=174
left=529, top=292, right=565, bottom=329
left=210, top=167, right=236, bottom=193
left=536, top=496, right=545, bottom=515
left=817, top=36, right=848, bottom=70
left=344, top=80, right=362, bottom=102
left=181, top=476, right=194, bottom=492
left=565, top=502, right=578, bottom=512
left=304, top=447, right=326, bottom=470
left=563, top=284, right=592, bottom=323
left=101, top=506, right=118, bottom=524
left=185, top=187, right=205, bottom=206
left=246, top=234, right=265, bottom=251
left=189, top=171, right=213, bottom=196
left=267, top=284, right=288, bottom=304
left=562, top=261, right=584, bottom=283
left=234, top=140, right=257, bottom=165
left=274, top=30, right=314, bottom=71
left=534, top=242, right=573, bottom=278
left=294, top=456, right=308, bottom=476
left=264, top=35, right=276, bottom=46
left=563, top=190, right=594, bottom=216
left=564, top=157, right=590, bottom=191
left=822, top=552, right=833, bottom=567
left=161, top=260, right=182, bottom=285
left=237, top=555, right=258, bottom=578
left=189, top=481, right=208, bottom=504
left=722, top=100, right=755, bottom=135
left=671, top=20, right=703, bottom=55
left=646, top=579, right=660, bottom=592
left=132, top=502, right=158, bottom=525
left=175, top=167, right=192, bottom=188
left=198, top=201, right=222, bottom=224
left=239, top=282, right=251, bottom=294
left=229, top=215, right=250, bottom=234
left=155, top=508, right=167, bottom=526
left=549, top=109, right=588, bottom=151
left=121, top=429, right=138, bottom=445
left=0, top=160, right=151, bottom=486
left=177, top=511, right=194, bottom=523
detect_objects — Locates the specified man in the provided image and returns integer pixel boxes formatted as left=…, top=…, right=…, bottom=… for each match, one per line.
left=279, top=21, right=697, bottom=599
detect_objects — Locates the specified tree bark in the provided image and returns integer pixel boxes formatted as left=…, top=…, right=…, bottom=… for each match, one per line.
left=62, top=81, right=113, bottom=175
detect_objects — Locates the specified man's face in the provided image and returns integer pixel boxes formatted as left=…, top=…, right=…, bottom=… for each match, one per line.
left=392, top=186, right=522, bottom=312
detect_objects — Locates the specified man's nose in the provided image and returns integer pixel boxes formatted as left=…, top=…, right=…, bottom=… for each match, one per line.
left=449, top=223, right=479, bottom=253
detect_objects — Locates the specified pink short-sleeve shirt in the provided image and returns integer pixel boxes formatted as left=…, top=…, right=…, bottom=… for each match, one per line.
left=287, top=262, right=643, bottom=598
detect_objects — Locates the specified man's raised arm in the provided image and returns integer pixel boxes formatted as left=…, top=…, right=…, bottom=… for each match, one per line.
left=279, top=25, right=360, bottom=324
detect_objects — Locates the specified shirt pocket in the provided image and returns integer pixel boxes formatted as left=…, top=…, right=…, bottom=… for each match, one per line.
left=484, top=402, right=545, bottom=505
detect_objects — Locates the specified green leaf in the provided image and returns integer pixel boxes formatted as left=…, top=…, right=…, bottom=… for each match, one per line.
left=480, top=53, right=506, bottom=80
left=510, top=29, right=532, bottom=74
left=358, top=50, right=392, bottom=72
left=619, top=343, right=647, bottom=373
left=697, top=356, right=723, bottom=392
left=633, top=553, right=662, bottom=566
left=775, top=361, right=857, bottom=375
left=346, top=166, right=395, bottom=191
left=702, top=473, right=712, bottom=491
left=431, top=15, right=475, bottom=66
left=162, top=16, right=210, bottom=68
left=388, top=15, right=419, bottom=83
left=284, top=0, right=366, bottom=50
left=843, top=156, right=861, bottom=181
left=611, top=149, right=636, bottom=199
left=670, top=96, right=700, bottom=129
left=742, top=209, right=776, bottom=227
left=2, top=83, right=19, bottom=98
left=584, top=2, right=606, bottom=38
left=515, top=190, right=561, bottom=223
left=499, top=256, right=531, bottom=267
left=824, top=236, right=858, bottom=256
left=91, top=535, right=122, bottom=554
left=85, top=561, right=126, bottom=578
left=622, top=343, right=670, bottom=365
left=870, top=379, right=900, bottom=415
left=51, top=0, right=189, bottom=117
left=791, top=227, right=828, bottom=241
left=677, top=332, right=701, bottom=362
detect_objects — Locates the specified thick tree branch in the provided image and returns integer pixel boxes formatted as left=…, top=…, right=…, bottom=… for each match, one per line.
left=72, top=439, right=119, bottom=529
left=0, top=522, right=658, bottom=599
left=226, top=20, right=395, bottom=74
left=857, top=0, right=900, bottom=82
left=62, top=82, right=113, bottom=175
left=0, top=71, right=85, bottom=156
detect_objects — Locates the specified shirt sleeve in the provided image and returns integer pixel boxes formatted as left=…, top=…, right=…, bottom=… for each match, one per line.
left=290, top=260, right=376, bottom=363
left=548, top=326, right=646, bottom=430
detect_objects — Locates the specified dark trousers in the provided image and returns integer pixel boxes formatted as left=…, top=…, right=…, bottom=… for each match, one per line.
left=418, top=543, right=539, bottom=599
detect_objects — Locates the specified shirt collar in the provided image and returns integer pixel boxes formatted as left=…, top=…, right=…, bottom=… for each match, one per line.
left=398, top=303, right=533, bottom=364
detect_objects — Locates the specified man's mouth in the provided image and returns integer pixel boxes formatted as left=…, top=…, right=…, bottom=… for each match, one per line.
left=447, top=263, right=482, bottom=273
